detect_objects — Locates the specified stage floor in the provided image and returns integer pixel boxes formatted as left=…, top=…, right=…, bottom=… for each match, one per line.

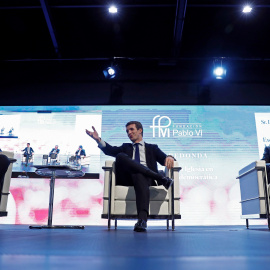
left=0, top=225, right=270, bottom=270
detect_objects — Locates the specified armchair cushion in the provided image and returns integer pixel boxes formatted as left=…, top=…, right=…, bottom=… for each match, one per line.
left=114, top=185, right=170, bottom=201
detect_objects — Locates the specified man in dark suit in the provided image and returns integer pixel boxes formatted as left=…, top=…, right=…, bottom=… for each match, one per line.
left=0, top=154, right=10, bottom=194
left=49, top=145, right=60, bottom=158
left=86, top=121, right=175, bottom=232
left=22, top=143, right=34, bottom=165
left=262, top=145, right=270, bottom=183
left=262, top=146, right=270, bottom=163
left=75, top=145, right=86, bottom=161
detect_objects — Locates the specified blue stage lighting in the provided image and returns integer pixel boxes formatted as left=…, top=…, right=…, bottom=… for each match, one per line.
left=213, top=66, right=226, bottom=79
left=213, top=58, right=227, bottom=79
left=242, top=5, right=252, bottom=13
left=109, top=6, right=117, bottom=13
left=103, top=67, right=116, bottom=79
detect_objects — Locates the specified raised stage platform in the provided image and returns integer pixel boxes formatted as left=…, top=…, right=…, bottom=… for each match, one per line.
left=0, top=225, right=270, bottom=270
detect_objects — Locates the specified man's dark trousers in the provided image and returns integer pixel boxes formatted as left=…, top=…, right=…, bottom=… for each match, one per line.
left=115, top=153, right=159, bottom=221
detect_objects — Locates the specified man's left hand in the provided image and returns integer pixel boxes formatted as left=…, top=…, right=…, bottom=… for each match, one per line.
left=165, top=156, right=174, bottom=169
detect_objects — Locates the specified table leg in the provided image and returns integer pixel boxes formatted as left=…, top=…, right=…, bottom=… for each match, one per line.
left=29, top=170, right=84, bottom=229
left=47, top=173, right=55, bottom=226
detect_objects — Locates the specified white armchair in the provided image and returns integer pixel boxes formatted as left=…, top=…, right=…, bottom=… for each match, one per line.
left=80, top=155, right=91, bottom=166
left=101, top=160, right=181, bottom=230
left=237, top=160, right=270, bottom=229
left=0, top=151, right=15, bottom=217
left=48, top=153, right=60, bottom=164
left=21, top=154, right=34, bottom=163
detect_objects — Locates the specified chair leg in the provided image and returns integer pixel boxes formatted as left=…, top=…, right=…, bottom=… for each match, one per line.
left=115, top=218, right=117, bottom=229
left=246, top=219, right=249, bottom=229
left=170, top=169, right=175, bottom=231
left=172, top=218, right=175, bottom=231
left=108, top=170, right=112, bottom=231
left=108, top=218, right=111, bottom=230
left=167, top=219, right=169, bottom=230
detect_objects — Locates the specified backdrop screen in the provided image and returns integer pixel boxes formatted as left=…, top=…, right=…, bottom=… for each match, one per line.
left=0, top=105, right=269, bottom=226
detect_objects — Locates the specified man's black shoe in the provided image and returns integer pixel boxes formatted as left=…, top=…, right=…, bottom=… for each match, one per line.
left=162, top=177, right=174, bottom=190
left=134, top=219, right=147, bottom=232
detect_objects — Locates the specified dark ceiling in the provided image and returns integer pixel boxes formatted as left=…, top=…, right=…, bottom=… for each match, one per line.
left=1, top=1, right=270, bottom=106
left=1, top=0, right=270, bottom=62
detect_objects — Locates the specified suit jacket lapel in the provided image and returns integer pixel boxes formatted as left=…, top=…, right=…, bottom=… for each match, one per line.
left=126, top=144, right=133, bottom=158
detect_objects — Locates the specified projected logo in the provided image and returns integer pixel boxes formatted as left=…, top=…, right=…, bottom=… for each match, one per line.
left=150, top=115, right=202, bottom=138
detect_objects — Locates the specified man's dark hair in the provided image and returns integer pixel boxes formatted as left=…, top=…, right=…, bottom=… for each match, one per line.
left=126, top=121, right=143, bottom=136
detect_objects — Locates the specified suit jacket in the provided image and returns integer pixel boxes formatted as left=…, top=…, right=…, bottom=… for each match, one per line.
left=50, top=148, right=60, bottom=155
left=99, top=141, right=167, bottom=174
left=22, top=147, right=34, bottom=155
left=262, top=146, right=270, bottom=163
left=75, top=149, right=86, bottom=156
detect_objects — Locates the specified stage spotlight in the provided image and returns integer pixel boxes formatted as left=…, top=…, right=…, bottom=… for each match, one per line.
left=103, top=67, right=116, bottom=79
left=242, top=5, right=252, bottom=13
left=213, top=67, right=226, bottom=79
left=213, top=59, right=226, bottom=79
left=109, top=6, right=117, bottom=13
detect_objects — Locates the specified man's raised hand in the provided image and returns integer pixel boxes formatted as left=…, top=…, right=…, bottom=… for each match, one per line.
left=86, top=126, right=100, bottom=142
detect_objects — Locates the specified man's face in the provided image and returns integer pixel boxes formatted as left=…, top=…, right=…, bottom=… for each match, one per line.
left=126, top=124, right=142, bottom=143
left=27, top=143, right=30, bottom=147
left=55, top=146, right=58, bottom=149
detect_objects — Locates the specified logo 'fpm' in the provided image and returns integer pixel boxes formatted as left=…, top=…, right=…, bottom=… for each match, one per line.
left=150, top=115, right=171, bottom=137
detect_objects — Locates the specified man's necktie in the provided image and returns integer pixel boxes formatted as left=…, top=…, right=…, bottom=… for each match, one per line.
left=134, top=143, right=140, bottom=163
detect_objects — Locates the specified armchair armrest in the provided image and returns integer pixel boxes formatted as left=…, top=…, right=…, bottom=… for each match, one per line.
left=102, top=160, right=116, bottom=199
left=80, top=155, right=91, bottom=165
left=165, top=162, right=181, bottom=194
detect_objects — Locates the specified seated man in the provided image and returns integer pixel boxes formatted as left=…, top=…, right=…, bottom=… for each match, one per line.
left=262, top=145, right=270, bottom=183
left=75, top=145, right=86, bottom=161
left=22, top=143, right=34, bottom=164
left=49, top=145, right=60, bottom=159
left=0, top=154, right=10, bottom=191
left=86, top=121, right=176, bottom=232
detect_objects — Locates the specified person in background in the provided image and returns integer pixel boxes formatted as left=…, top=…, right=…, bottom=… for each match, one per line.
left=75, top=145, right=86, bottom=161
left=262, top=145, right=270, bottom=183
left=0, top=154, right=10, bottom=189
left=22, top=143, right=34, bottom=165
left=49, top=145, right=60, bottom=158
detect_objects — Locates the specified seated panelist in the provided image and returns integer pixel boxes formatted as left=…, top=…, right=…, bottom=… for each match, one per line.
left=49, top=145, right=60, bottom=158
left=75, top=145, right=86, bottom=160
left=262, top=145, right=270, bottom=183
left=86, top=121, right=175, bottom=232
left=0, top=154, right=10, bottom=188
left=22, top=143, right=34, bottom=164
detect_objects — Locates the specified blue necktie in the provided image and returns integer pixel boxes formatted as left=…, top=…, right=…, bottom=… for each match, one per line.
left=134, top=143, right=140, bottom=163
